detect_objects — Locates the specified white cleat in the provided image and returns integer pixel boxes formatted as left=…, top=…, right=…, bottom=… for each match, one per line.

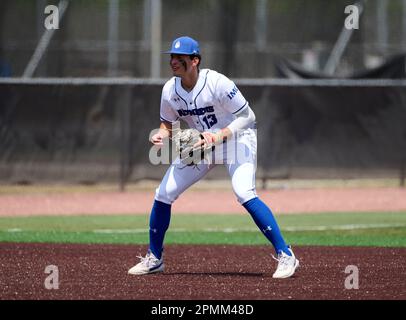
left=128, top=250, right=164, bottom=275
left=272, top=247, right=299, bottom=279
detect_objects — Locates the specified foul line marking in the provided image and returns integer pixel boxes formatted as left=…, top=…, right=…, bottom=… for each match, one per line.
left=2, top=223, right=405, bottom=234
left=91, top=223, right=406, bottom=234
left=5, top=228, right=23, bottom=233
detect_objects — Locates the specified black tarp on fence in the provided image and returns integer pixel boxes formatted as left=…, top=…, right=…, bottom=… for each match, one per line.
left=274, top=53, right=406, bottom=79
left=1, top=81, right=406, bottom=185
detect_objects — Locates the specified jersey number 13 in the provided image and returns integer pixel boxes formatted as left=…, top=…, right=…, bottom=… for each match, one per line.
left=202, top=114, right=218, bottom=129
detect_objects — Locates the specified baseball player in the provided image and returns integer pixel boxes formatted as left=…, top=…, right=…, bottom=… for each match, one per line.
left=128, top=36, right=299, bottom=278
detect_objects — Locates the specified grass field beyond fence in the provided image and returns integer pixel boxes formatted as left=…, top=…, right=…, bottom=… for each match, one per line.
left=0, top=211, right=406, bottom=247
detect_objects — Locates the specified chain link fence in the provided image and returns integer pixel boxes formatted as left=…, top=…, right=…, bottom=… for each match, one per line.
left=1, top=0, right=406, bottom=78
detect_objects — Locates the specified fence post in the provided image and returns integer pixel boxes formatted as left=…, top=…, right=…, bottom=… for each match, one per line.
left=119, top=87, right=132, bottom=191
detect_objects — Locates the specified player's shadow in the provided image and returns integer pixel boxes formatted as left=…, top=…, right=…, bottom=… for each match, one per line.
left=165, top=272, right=266, bottom=277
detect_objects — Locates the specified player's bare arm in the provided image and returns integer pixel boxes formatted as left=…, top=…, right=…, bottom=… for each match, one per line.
left=150, top=121, right=172, bottom=146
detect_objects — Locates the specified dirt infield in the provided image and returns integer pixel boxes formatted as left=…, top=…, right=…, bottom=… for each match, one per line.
left=1, top=187, right=406, bottom=216
left=1, top=242, right=405, bottom=300
left=1, top=185, right=405, bottom=301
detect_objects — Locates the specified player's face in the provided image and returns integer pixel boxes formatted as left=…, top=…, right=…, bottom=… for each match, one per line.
left=170, top=54, right=197, bottom=77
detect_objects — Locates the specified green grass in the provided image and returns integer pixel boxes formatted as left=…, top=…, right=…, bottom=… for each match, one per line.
left=1, top=212, right=406, bottom=247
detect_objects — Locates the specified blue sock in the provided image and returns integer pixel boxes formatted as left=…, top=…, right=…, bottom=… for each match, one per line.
left=149, top=200, right=171, bottom=259
left=243, top=197, right=291, bottom=256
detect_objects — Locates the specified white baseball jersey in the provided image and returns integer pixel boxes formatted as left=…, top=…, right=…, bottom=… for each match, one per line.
left=155, top=69, right=258, bottom=206
left=160, top=69, right=251, bottom=132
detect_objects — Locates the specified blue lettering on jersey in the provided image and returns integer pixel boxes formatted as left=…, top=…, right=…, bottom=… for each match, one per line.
left=177, top=106, right=214, bottom=117
left=227, top=86, right=239, bottom=100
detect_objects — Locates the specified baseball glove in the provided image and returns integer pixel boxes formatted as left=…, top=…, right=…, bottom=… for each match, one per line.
left=173, top=128, right=214, bottom=166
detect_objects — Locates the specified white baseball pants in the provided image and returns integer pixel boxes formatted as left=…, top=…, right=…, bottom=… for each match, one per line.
left=155, top=129, right=258, bottom=205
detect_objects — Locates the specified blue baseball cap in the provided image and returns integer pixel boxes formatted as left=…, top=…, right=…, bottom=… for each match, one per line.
left=164, top=36, right=200, bottom=55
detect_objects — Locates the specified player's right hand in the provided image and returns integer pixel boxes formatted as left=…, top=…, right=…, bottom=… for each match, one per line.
left=150, top=133, right=164, bottom=146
